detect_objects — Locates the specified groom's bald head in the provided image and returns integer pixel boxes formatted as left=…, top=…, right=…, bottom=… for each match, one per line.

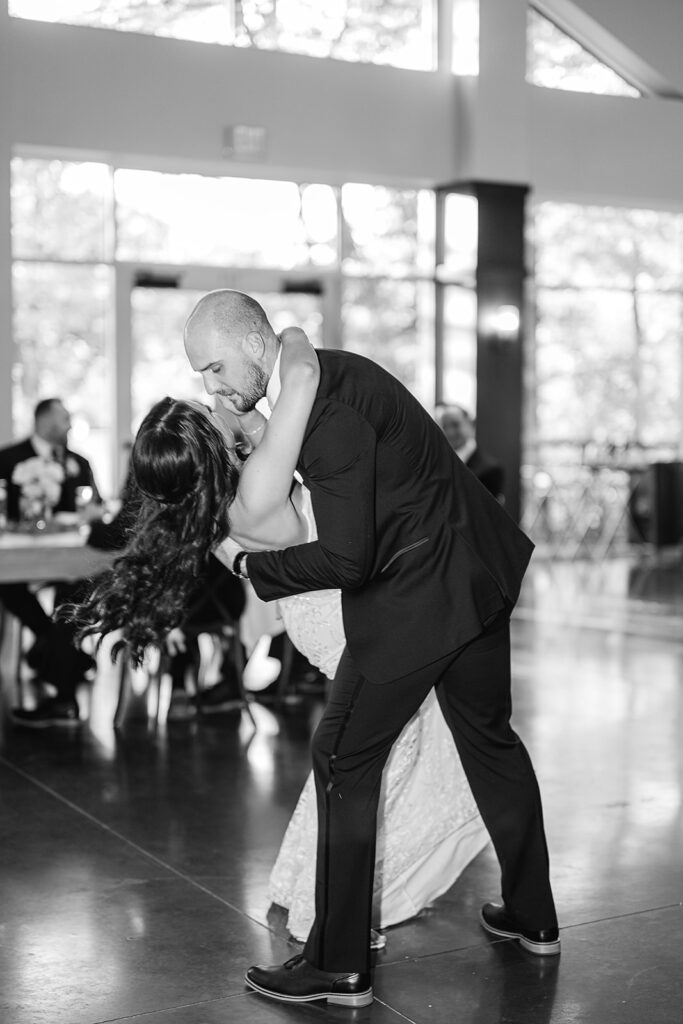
left=184, top=290, right=278, bottom=413
left=186, top=290, right=270, bottom=342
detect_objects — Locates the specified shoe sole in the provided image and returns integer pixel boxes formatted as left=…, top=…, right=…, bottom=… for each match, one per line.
left=480, top=910, right=561, bottom=956
left=245, top=975, right=373, bottom=1007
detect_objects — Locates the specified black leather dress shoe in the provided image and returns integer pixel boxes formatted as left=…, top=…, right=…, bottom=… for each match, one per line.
left=480, top=903, right=560, bottom=956
left=245, top=954, right=373, bottom=1007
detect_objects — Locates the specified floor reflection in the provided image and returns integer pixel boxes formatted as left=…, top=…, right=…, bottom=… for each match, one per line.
left=1, top=555, right=682, bottom=1023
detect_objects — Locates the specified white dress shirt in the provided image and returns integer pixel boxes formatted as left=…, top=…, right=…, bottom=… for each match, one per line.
left=31, top=434, right=56, bottom=460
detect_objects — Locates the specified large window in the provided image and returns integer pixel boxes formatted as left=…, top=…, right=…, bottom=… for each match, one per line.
left=10, top=158, right=479, bottom=492
left=531, top=202, right=683, bottom=455
left=115, top=171, right=338, bottom=269
left=524, top=201, right=683, bottom=555
left=451, top=0, right=479, bottom=76
left=10, top=159, right=116, bottom=494
left=343, top=278, right=435, bottom=403
left=439, top=192, right=478, bottom=410
left=9, top=0, right=437, bottom=71
left=12, top=262, right=113, bottom=488
left=12, top=159, right=114, bottom=262
left=341, top=184, right=438, bottom=406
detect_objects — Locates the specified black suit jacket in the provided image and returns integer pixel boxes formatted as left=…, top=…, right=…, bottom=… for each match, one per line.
left=0, top=438, right=100, bottom=523
left=246, top=351, right=533, bottom=683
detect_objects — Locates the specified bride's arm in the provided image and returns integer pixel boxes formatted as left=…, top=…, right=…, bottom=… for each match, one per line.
left=231, top=327, right=319, bottom=530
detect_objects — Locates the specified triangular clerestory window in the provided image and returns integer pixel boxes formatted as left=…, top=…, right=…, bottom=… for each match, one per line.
left=527, top=6, right=641, bottom=97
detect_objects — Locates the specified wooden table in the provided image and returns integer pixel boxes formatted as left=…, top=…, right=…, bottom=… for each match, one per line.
left=0, top=528, right=116, bottom=705
left=0, top=527, right=116, bottom=584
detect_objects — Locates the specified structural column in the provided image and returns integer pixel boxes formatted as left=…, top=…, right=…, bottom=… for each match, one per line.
left=473, top=181, right=528, bottom=524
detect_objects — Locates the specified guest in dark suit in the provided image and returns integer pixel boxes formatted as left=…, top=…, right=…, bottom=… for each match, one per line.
left=0, top=398, right=101, bottom=727
left=181, top=292, right=558, bottom=1008
left=0, top=398, right=100, bottom=522
left=435, top=402, right=505, bottom=503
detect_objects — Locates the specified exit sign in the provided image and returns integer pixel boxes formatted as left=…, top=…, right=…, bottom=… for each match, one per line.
left=223, top=124, right=268, bottom=161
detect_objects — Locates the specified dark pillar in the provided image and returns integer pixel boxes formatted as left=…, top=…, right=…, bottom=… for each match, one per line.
left=473, top=182, right=528, bottom=523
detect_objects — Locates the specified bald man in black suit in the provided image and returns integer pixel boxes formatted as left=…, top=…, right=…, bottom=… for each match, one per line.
left=184, top=291, right=559, bottom=1008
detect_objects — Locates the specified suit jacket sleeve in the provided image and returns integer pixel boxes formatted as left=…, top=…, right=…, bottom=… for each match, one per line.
left=0, top=440, right=33, bottom=521
left=245, top=400, right=377, bottom=602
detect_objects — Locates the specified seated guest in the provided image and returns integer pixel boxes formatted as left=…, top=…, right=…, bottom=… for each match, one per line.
left=0, top=398, right=101, bottom=727
left=435, top=403, right=505, bottom=503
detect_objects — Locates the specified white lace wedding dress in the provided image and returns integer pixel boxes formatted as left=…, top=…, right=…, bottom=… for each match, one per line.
left=267, top=488, right=489, bottom=941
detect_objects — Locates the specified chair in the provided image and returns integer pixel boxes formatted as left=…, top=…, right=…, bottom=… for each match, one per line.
left=0, top=605, right=24, bottom=708
left=272, top=632, right=296, bottom=707
left=114, top=573, right=254, bottom=729
left=0, top=584, right=55, bottom=710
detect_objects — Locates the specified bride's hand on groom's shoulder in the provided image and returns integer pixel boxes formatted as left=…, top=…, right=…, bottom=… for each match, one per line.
left=279, top=326, right=309, bottom=345
left=279, top=327, right=320, bottom=387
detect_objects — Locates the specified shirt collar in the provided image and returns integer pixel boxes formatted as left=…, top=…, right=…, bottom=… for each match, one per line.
left=31, top=434, right=54, bottom=460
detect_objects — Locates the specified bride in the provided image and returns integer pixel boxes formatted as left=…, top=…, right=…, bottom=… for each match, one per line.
left=72, top=328, right=489, bottom=946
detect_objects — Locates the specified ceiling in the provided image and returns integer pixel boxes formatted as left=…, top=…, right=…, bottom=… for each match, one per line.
left=539, top=0, right=683, bottom=96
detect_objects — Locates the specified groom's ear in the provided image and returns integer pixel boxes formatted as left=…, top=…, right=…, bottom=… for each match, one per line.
left=243, top=331, right=265, bottom=360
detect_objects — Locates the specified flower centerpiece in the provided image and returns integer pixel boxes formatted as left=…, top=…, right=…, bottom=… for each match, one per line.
left=12, top=456, right=64, bottom=529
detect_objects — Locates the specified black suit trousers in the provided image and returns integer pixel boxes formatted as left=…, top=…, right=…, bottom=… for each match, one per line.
left=0, top=583, right=54, bottom=637
left=0, top=580, right=88, bottom=699
left=302, top=612, right=557, bottom=974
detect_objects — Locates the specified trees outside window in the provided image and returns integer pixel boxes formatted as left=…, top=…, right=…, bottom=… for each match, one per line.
left=526, top=7, right=640, bottom=97
left=10, top=0, right=435, bottom=70
left=115, top=171, right=338, bottom=269
left=525, top=201, right=683, bottom=555
left=12, top=261, right=115, bottom=495
left=10, top=159, right=116, bottom=493
left=11, top=158, right=461, bottom=492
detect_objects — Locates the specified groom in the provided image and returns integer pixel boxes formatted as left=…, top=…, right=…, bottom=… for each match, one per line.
left=184, top=291, right=559, bottom=1007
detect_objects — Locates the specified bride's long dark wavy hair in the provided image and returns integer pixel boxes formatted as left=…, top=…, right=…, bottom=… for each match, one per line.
left=69, top=397, right=241, bottom=665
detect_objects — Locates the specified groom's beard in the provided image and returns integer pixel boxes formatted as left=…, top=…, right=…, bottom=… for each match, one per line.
left=222, top=361, right=268, bottom=413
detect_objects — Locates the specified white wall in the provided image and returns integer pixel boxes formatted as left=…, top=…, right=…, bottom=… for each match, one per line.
left=529, top=88, right=683, bottom=209
left=7, top=19, right=460, bottom=188
left=454, top=0, right=683, bottom=207
left=5, top=6, right=683, bottom=204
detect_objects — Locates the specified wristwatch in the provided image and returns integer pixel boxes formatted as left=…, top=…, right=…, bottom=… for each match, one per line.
left=232, top=550, right=249, bottom=580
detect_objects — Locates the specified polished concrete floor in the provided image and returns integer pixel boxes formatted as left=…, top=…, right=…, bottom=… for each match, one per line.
left=1, top=555, right=682, bottom=1024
